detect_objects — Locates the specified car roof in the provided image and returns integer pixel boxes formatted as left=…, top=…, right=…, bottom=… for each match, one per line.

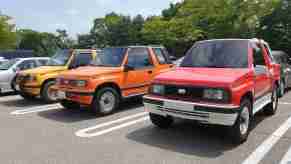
left=15, top=57, right=50, bottom=61
left=104, top=45, right=165, bottom=49
left=196, top=38, right=267, bottom=44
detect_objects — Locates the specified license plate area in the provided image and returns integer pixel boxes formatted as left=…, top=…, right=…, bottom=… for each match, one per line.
left=57, top=91, right=66, bottom=99
left=164, top=101, right=194, bottom=112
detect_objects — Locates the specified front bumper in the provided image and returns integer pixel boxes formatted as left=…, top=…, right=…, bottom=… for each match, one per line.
left=53, top=87, right=94, bottom=105
left=19, top=85, right=41, bottom=96
left=143, top=96, right=240, bottom=126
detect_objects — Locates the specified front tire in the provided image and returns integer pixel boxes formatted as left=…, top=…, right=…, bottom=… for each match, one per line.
left=91, top=87, right=120, bottom=116
left=149, top=113, right=174, bottom=129
left=264, top=85, right=279, bottom=115
left=230, top=99, right=252, bottom=144
left=41, top=80, right=57, bottom=103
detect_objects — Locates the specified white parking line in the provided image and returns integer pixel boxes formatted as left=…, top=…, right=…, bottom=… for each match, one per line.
left=10, top=103, right=62, bottom=115
left=242, top=116, right=291, bottom=164
left=0, top=95, right=20, bottom=102
left=279, top=102, right=291, bottom=105
left=75, top=112, right=148, bottom=138
left=280, top=145, right=291, bottom=164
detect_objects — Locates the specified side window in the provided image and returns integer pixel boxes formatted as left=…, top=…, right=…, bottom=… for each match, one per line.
left=71, top=53, right=92, bottom=68
left=153, top=48, right=167, bottom=64
left=252, top=43, right=266, bottom=66
left=127, top=48, right=153, bottom=69
left=37, top=59, right=48, bottom=66
left=17, top=60, right=37, bottom=70
left=263, top=44, right=274, bottom=62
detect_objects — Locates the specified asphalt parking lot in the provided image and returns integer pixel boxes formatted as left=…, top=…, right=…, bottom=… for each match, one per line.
left=1, top=91, right=291, bottom=164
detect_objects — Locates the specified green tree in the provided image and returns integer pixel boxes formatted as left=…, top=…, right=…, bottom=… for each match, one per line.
left=0, top=14, right=16, bottom=49
left=258, top=0, right=291, bottom=54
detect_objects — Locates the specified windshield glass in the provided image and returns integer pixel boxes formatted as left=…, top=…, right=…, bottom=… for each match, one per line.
left=47, top=50, right=71, bottom=66
left=180, top=40, right=249, bottom=68
left=91, top=48, right=126, bottom=67
left=0, top=59, right=19, bottom=70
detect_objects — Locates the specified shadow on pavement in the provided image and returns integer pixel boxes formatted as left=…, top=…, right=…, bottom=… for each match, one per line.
left=0, top=91, right=17, bottom=97
left=126, top=111, right=269, bottom=157
left=1, top=97, right=48, bottom=108
left=37, top=97, right=144, bottom=123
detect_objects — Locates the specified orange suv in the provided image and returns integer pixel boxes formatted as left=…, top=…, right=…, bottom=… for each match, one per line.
left=53, top=46, right=174, bottom=115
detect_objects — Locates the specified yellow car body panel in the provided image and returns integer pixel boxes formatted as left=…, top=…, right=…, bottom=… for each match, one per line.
left=17, top=49, right=97, bottom=98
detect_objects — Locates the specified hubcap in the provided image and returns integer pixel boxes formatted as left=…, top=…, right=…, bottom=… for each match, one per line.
left=240, top=106, right=250, bottom=135
left=99, top=91, right=115, bottom=112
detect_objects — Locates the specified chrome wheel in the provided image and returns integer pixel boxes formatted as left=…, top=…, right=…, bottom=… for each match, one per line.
left=99, top=91, right=116, bottom=112
left=239, top=106, right=250, bottom=135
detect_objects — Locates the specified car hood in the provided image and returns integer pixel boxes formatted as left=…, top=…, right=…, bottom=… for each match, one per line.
left=59, top=66, right=123, bottom=79
left=154, top=67, right=251, bottom=88
left=20, top=66, right=67, bottom=75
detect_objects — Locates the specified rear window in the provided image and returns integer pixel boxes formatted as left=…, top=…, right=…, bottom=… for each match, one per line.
left=181, top=40, right=249, bottom=68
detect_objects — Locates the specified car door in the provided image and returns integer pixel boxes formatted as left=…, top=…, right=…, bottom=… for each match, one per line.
left=252, top=42, right=272, bottom=100
left=122, top=47, right=154, bottom=97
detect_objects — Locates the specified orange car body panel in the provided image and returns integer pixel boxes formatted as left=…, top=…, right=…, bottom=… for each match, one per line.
left=53, top=47, right=174, bottom=105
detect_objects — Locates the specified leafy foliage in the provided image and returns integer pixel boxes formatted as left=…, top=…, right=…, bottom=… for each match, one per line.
left=0, top=14, right=16, bottom=50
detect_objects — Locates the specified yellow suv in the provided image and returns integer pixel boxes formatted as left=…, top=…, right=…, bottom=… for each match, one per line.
left=16, top=49, right=97, bottom=102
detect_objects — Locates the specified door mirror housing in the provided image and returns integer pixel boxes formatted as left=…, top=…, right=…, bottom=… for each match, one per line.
left=124, top=65, right=134, bottom=72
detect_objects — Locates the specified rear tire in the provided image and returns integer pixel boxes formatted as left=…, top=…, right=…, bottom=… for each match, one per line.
left=149, top=113, right=174, bottom=129
left=91, top=87, right=120, bottom=116
left=230, top=99, right=252, bottom=144
left=60, top=100, right=80, bottom=110
left=279, top=80, right=285, bottom=98
left=264, top=85, right=279, bottom=115
left=10, top=77, right=17, bottom=92
left=41, top=80, right=56, bottom=103
left=19, top=92, right=36, bottom=100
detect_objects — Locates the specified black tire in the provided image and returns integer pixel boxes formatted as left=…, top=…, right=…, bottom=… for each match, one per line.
left=149, top=113, right=174, bottom=129
left=279, top=80, right=285, bottom=98
left=40, top=80, right=56, bottom=103
left=60, top=100, right=80, bottom=110
left=264, top=85, right=279, bottom=115
left=19, top=92, right=36, bottom=100
left=91, top=87, right=120, bottom=116
left=230, top=99, right=252, bottom=144
left=10, top=77, right=17, bottom=92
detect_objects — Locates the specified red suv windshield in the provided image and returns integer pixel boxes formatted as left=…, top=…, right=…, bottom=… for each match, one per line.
left=180, top=40, right=249, bottom=68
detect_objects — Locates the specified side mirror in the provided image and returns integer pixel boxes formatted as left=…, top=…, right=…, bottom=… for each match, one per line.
left=169, top=56, right=177, bottom=61
left=124, top=65, right=134, bottom=72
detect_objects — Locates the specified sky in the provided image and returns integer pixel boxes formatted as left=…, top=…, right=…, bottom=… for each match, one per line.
left=1, top=0, right=180, bottom=37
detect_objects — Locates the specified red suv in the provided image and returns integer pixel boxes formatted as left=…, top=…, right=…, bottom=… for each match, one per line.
left=143, top=39, right=280, bottom=144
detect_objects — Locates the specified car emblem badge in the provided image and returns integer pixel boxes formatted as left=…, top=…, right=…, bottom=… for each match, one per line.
left=178, top=89, right=186, bottom=95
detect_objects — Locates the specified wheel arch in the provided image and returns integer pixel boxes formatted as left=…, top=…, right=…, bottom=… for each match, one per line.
left=94, top=82, right=121, bottom=98
left=40, top=78, right=56, bottom=92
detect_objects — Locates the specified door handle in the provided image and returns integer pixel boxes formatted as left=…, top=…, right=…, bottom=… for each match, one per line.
left=148, top=70, right=153, bottom=74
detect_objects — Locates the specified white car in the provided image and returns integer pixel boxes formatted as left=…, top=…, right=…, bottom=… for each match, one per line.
left=0, top=57, right=8, bottom=65
left=0, top=57, right=49, bottom=93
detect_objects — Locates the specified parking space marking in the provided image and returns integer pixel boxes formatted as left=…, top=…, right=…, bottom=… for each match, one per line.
left=279, top=102, right=291, bottom=105
left=10, top=103, right=62, bottom=115
left=242, top=116, right=291, bottom=164
left=280, top=145, right=291, bottom=164
left=75, top=112, right=148, bottom=138
left=0, top=95, right=20, bottom=102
